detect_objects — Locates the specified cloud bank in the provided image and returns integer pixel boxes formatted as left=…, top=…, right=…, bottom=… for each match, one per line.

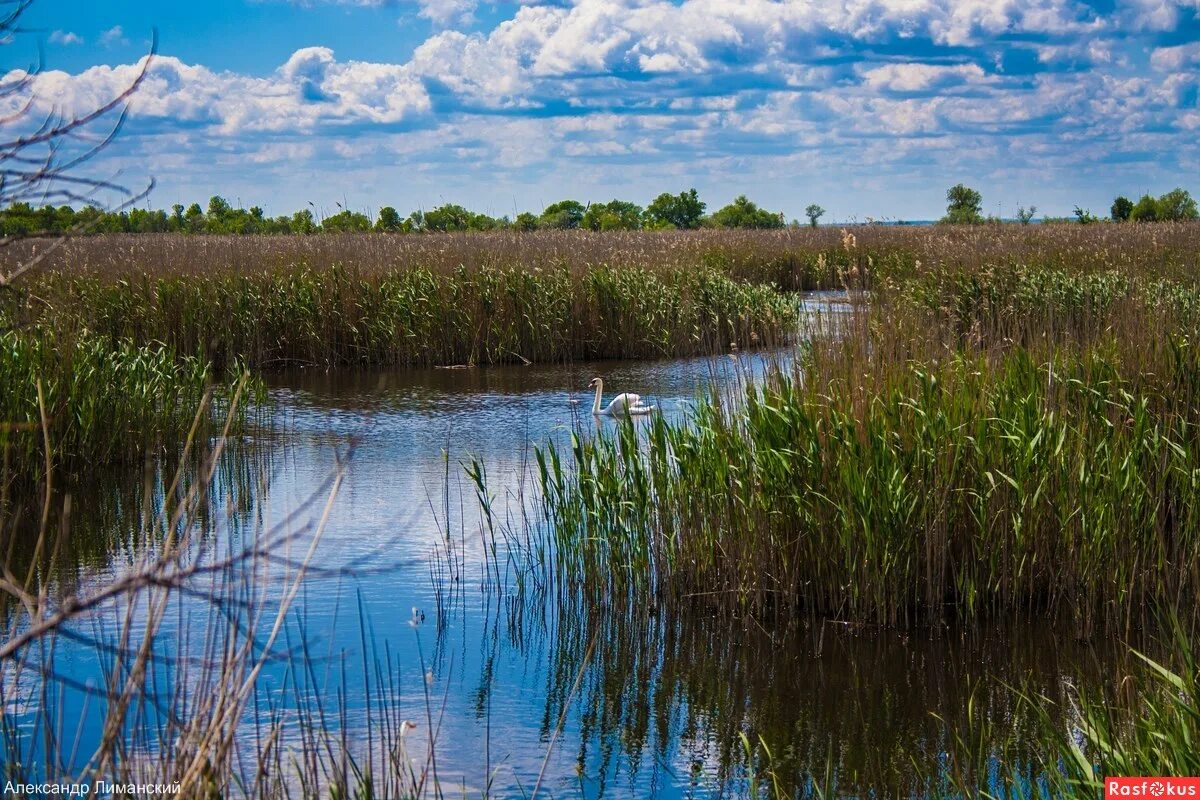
left=12, top=0, right=1200, bottom=218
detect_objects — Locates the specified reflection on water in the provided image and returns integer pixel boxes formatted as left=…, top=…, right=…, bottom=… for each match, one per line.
left=1, top=291, right=1132, bottom=797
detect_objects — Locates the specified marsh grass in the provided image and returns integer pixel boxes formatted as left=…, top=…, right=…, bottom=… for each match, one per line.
left=0, top=330, right=259, bottom=484
left=533, top=259, right=1200, bottom=631
left=28, top=263, right=796, bottom=370
left=4, top=223, right=1195, bottom=479
left=2, top=373, right=1198, bottom=799
left=6, top=224, right=1199, bottom=283
left=5, top=224, right=1200, bottom=797
left=10, top=222, right=1199, bottom=372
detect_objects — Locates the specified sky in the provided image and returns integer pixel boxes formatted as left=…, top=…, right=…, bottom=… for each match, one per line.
left=9, top=0, right=1200, bottom=221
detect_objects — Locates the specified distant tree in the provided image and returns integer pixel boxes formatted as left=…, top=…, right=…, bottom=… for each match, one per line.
left=321, top=209, right=372, bottom=232
left=183, top=203, right=205, bottom=233
left=538, top=200, right=585, bottom=230
left=129, top=207, right=172, bottom=232
left=290, top=209, right=318, bottom=234
left=1015, top=205, right=1037, bottom=225
left=644, top=189, right=705, bottom=230
left=421, top=204, right=471, bottom=232
left=1110, top=196, right=1133, bottom=222
left=514, top=212, right=539, bottom=231
left=582, top=200, right=643, bottom=231
left=420, top=203, right=502, bottom=232
left=469, top=212, right=504, bottom=231
left=375, top=206, right=402, bottom=232
left=1073, top=206, right=1098, bottom=224
left=1131, top=194, right=1160, bottom=222
left=710, top=195, right=785, bottom=229
left=941, top=184, right=984, bottom=224
left=1157, top=188, right=1198, bottom=221
left=207, top=195, right=232, bottom=218
left=804, top=204, right=826, bottom=228
left=264, top=214, right=295, bottom=234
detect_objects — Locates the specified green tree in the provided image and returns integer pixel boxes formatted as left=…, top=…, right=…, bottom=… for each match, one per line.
left=1073, top=206, right=1098, bottom=224
left=375, top=206, right=402, bottom=232
left=538, top=200, right=585, bottom=230
left=0, top=202, right=35, bottom=236
left=1016, top=205, right=1037, bottom=225
left=321, top=209, right=372, bottom=232
left=1157, top=188, right=1198, bottom=221
left=291, top=209, right=317, bottom=234
left=206, top=196, right=232, bottom=222
left=184, top=203, right=205, bottom=233
left=423, top=204, right=472, bottom=232
left=1110, top=196, right=1133, bottom=222
left=941, top=183, right=983, bottom=224
left=582, top=200, right=643, bottom=231
left=710, top=195, right=785, bottom=229
left=1131, top=194, right=1160, bottom=222
left=644, top=189, right=705, bottom=229
left=805, top=204, right=825, bottom=228
left=514, top=212, right=539, bottom=231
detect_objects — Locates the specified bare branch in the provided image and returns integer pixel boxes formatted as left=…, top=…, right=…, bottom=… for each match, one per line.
left=0, top=4, right=156, bottom=286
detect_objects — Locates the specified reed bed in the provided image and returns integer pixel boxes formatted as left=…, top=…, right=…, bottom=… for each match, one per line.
left=534, top=257, right=1200, bottom=631
left=5, top=223, right=1200, bottom=797
left=0, top=331, right=256, bottom=484
left=7, top=224, right=1198, bottom=373
left=6, top=224, right=1200, bottom=284
left=23, top=263, right=796, bottom=371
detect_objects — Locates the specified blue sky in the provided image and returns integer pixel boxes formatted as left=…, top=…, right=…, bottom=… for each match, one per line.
left=12, top=0, right=1200, bottom=220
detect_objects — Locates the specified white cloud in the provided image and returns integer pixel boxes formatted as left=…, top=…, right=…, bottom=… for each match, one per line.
left=860, top=62, right=992, bottom=92
left=100, top=26, right=129, bottom=47
left=10, top=50, right=431, bottom=135
left=1150, top=42, right=1200, bottom=71
left=49, top=30, right=84, bottom=46
left=8, top=0, right=1200, bottom=219
left=416, top=0, right=477, bottom=26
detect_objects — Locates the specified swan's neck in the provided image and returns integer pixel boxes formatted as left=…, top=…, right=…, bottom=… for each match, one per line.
left=591, top=380, right=603, bottom=414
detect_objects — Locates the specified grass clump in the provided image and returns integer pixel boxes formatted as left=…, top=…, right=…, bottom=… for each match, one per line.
left=0, top=329, right=257, bottom=483
left=27, top=263, right=797, bottom=369
left=535, top=263, right=1200, bottom=630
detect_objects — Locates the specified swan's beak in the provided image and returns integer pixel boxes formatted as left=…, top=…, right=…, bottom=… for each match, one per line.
left=588, top=379, right=597, bottom=388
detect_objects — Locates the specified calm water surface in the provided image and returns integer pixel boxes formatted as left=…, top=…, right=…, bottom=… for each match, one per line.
left=5, top=294, right=1129, bottom=797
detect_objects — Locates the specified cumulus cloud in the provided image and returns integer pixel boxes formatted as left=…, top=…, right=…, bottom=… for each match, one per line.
left=273, top=0, right=481, bottom=25
left=12, top=0, right=1200, bottom=216
left=415, top=0, right=477, bottom=25
left=1150, top=42, right=1200, bottom=71
left=860, top=63, right=993, bottom=93
left=10, top=50, right=431, bottom=134
left=49, top=30, right=84, bottom=46
left=100, top=26, right=129, bottom=47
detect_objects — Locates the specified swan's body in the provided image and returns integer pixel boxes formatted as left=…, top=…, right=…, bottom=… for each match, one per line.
left=590, top=378, right=655, bottom=416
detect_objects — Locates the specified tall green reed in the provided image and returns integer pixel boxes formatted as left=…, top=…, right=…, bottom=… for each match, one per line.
left=26, top=263, right=797, bottom=370
left=535, top=271, right=1200, bottom=631
left=0, top=330, right=257, bottom=483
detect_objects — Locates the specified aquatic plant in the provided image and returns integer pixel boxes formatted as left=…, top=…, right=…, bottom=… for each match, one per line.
left=0, top=330, right=257, bottom=483
left=535, top=268, right=1200, bottom=631
left=14, top=263, right=797, bottom=370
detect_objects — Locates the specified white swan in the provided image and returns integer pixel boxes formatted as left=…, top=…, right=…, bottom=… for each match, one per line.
left=589, top=377, right=655, bottom=416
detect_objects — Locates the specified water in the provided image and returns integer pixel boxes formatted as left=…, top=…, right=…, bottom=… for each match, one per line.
left=2, top=292, right=1132, bottom=797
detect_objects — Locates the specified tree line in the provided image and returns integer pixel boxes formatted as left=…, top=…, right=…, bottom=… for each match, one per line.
left=0, top=190, right=831, bottom=236
left=941, top=183, right=1198, bottom=225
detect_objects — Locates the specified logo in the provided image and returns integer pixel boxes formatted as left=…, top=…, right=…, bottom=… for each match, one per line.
left=1107, top=778, right=1200, bottom=798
